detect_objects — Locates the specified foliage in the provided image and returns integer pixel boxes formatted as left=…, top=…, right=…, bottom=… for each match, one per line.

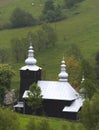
left=41, top=0, right=63, bottom=22
left=0, top=64, right=14, bottom=89
left=95, top=52, right=99, bottom=84
left=26, top=118, right=37, bottom=130
left=11, top=23, right=57, bottom=62
left=81, top=59, right=96, bottom=80
left=41, top=23, right=57, bottom=48
left=64, top=0, right=84, bottom=9
left=39, top=119, right=53, bottom=130
left=80, top=58, right=97, bottom=99
left=0, top=48, right=10, bottom=63
left=43, top=0, right=55, bottom=14
left=26, top=118, right=53, bottom=130
left=0, top=64, right=14, bottom=105
left=66, top=55, right=82, bottom=87
left=0, top=108, right=20, bottom=130
left=0, top=86, right=5, bottom=106
left=11, top=38, right=29, bottom=63
left=80, top=93, right=99, bottom=130
left=64, top=0, right=75, bottom=9
left=66, top=44, right=82, bottom=60
left=10, top=8, right=36, bottom=28
left=26, top=83, right=42, bottom=114
left=1, top=0, right=99, bottom=87
left=80, top=79, right=97, bottom=99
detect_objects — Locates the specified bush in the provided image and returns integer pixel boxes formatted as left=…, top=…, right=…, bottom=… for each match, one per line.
left=10, top=8, right=36, bottom=28
left=0, top=108, right=20, bottom=130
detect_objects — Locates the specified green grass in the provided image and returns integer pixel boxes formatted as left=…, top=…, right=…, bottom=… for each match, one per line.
left=0, top=0, right=99, bottom=59
left=0, top=0, right=45, bottom=25
left=0, top=0, right=99, bottom=87
left=18, top=114, right=85, bottom=130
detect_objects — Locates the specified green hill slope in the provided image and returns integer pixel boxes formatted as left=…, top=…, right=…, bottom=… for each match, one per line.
left=0, top=0, right=99, bottom=83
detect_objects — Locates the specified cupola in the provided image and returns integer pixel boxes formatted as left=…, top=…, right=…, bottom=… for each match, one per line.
left=25, top=43, right=37, bottom=66
left=58, top=57, right=68, bottom=82
left=20, top=43, right=41, bottom=71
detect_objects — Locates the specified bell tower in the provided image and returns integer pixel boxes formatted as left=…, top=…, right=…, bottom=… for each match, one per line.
left=19, top=43, right=42, bottom=100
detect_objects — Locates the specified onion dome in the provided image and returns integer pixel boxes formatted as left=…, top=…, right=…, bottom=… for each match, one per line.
left=58, top=57, right=68, bottom=82
left=25, top=43, right=37, bottom=66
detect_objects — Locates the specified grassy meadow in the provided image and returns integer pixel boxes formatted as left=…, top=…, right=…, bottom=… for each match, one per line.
left=0, top=0, right=99, bottom=59
left=18, top=114, right=85, bottom=130
left=0, top=0, right=99, bottom=88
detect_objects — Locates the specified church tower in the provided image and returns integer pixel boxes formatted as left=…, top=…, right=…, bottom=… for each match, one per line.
left=19, top=43, right=42, bottom=100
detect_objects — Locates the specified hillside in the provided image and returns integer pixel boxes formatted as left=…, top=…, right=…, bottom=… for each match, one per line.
left=0, top=0, right=99, bottom=83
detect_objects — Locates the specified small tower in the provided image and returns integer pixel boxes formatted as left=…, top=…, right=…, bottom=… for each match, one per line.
left=19, top=43, right=42, bottom=100
left=58, top=57, right=68, bottom=82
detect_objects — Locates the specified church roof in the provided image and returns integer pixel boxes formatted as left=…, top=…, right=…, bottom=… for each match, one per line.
left=63, top=98, right=84, bottom=112
left=38, top=80, right=79, bottom=101
left=14, top=102, right=24, bottom=108
left=23, top=80, right=79, bottom=101
left=20, top=65, right=41, bottom=71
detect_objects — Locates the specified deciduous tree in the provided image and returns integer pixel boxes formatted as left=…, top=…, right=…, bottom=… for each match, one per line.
left=66, top=55, right=82, bottom=87
left=0, top=64, right=14, bottom=89
left=10, top=8, right=36, bottom=28
left=41, top=0, right=63, bottom=22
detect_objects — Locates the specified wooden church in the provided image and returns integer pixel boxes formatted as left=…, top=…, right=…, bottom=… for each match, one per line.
left=14, top=43, right=84, bottom=120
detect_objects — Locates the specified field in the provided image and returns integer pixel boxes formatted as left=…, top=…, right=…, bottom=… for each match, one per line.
left=0, top=0, right=99, bottom=60
left=0, top=0, right=99, bottom=88
left=18, top=114, right=85, bottom=130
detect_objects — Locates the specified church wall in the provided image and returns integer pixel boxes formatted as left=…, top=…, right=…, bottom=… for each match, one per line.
left=19, top=69, right=41, bottom=100
left=40, top=99, right=73, bottom=118
left=62, top=112, right=78, bottom=120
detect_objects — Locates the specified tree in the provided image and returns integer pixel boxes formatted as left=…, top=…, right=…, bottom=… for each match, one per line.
left=0, top=108, right=20, bottom=130
left=26, top=83, right=42, bottom=114
left=11, top=38, right=22, bottom=63
left=11, top=37, right=29, bottom=63
left=66, top=55, right=82, bottom=87
left=31, top=23, right=57, bottom=51
left=41, top=23, right=57, bottom=48
left=0, top=48, right=9, bottom=63
left=43, top=0, right=55, bottom=14
left=64, top=0, right=75, bottom=9
left=41, top=0, right=63, bottom=22
left=80, top=79, right=97, bottom=99
left=0, top=85, right=5, bottom=106
left=10, top=8, right=36, bottom=28
left=0, top=64, right=14, bottom=89
left=0, top=64, right=14, bottom=105
left=64, top=0, right=84, bottom=9
left=80, top=93, right=99, bottom=130
left=66, top=44, right=82, bottom=60
left=95, top=52, right=99, bottom=84
left=81, top=59, right=96, bottom=80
